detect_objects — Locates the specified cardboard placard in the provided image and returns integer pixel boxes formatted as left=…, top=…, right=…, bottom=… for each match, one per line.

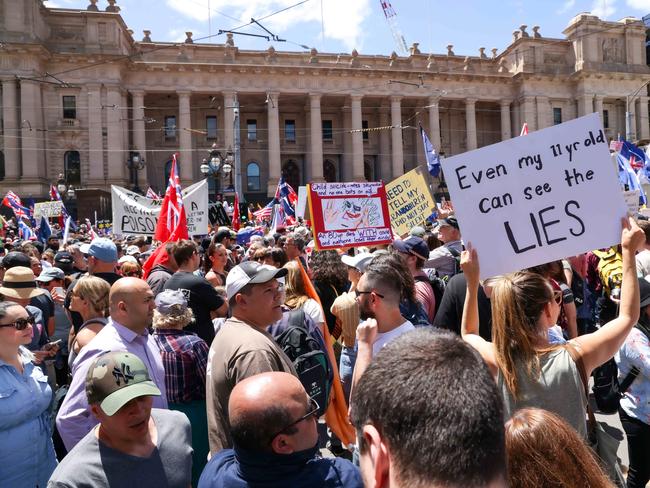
left=623, top=189, right=641, bottom=215
left=33, top=201, right=63, bottom=219
left=307, top=182, right=393, bottom=249
left=442, top=113, right=627, bottom=279
left=385, top=166, right=436, bottom=236
left=111, top=179, right=209, bottom=236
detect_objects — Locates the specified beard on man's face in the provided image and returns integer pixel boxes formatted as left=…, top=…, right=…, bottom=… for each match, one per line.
left=359, top=303, right=374, bottom=321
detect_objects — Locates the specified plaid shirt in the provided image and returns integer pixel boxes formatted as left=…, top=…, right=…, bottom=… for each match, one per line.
left=153, top=328, right=209, bottom=404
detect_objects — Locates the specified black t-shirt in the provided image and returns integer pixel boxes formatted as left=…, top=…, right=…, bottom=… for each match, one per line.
left=432, top=273, right=492, bottom=340
left=65, top=272, right=122, bottom=334
left=163, top=271, right=224, bottom=345
left=30, top=291, right=55, bottom=327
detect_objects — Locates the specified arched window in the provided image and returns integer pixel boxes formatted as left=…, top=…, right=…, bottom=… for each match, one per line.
left=64, top=150, right=81, bottom=186
left=323, top=160, right=336, bottom=182
left=0, top=152, right=5, bottom=181
left=282, top=160, right=300, bottom=190
left=247, top=162, right=261, bottom=191
left=364, top=160, right=374, bottom=181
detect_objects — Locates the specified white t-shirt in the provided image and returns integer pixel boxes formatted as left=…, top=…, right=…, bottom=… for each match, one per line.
left=372, top=320, right=415, bottom=356
left=302, top=298, right=325, bottom=326
left=636, top=249, right=650, bottom=278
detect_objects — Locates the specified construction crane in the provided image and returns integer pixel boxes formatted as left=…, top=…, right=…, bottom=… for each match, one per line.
left=379, top=0, right=409, bottom=55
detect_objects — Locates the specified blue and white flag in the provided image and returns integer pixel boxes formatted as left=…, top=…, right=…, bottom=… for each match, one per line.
left=420, top=125, right=441, bottom=178
left=37, top=216, right=51, bottom=243
left=620, top=140, right=650, bottom=180
left=18, top=219, right=34, bottom=240
left=62, top=216, right=73, bottom=244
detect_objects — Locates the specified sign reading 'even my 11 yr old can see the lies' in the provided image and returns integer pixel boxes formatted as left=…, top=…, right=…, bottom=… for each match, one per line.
left=441, top=113, right=627, bottom=280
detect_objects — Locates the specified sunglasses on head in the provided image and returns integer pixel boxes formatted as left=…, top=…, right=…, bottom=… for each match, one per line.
left=0, top=316, right=35, bottom=331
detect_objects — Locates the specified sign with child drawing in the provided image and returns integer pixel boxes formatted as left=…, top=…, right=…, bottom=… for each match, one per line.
left=442, top=113, right=627, bottom=279
left=307, top=182, right=393, bottom=249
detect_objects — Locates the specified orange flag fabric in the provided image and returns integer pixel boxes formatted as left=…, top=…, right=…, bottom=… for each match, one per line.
left=295, top=258, right=356, bottom=447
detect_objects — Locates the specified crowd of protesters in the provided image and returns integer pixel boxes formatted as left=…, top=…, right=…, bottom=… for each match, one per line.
left=1, top=208, right=650, bottom=488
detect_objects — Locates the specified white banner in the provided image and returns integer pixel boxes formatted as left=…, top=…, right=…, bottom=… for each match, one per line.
left=111, top=179, right=209, bottom=237
left=442, top=113, right=627, bottom=279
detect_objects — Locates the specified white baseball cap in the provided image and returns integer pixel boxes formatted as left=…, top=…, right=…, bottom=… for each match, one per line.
left=225, top=261, right=288, bottom=300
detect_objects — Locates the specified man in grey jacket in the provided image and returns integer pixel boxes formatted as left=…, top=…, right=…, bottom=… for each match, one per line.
left=146, top=242, right=178, bottom=296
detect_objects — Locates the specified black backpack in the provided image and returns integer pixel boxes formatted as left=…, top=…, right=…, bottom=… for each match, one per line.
left=274, top=309, right=331, bottom=416
left=591, top=324, right=645, bottom=414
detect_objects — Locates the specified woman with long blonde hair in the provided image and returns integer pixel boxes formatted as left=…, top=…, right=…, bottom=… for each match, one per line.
left=283, top=260, right=325, bottom=330
left=461, top=217, right=644, bottom=437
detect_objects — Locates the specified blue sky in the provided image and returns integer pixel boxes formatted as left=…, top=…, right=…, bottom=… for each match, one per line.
left=44, top=0, right=650, bottom=57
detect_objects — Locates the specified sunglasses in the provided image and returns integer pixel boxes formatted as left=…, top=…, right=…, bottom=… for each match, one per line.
left=268, top=397, right=320, bottom=443
left=0, top=316, right=35, bottom=331
left=354, top=289, right=385, bottom=299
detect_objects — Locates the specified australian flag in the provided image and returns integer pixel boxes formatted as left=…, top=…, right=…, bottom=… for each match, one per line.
left=274, top=176, right=298, bottom=225
left=18, top=219, right=34, bottom=240
left=617, top=146, right=648, bottom=205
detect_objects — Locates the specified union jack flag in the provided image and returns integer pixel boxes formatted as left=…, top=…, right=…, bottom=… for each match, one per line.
left=50, top=185, right=74, bottom=229
left=274, top=176, right=298, bottom=225
left=146, top=187, right=161, bottom=200
left=167, top=154, right=184, bottom=232
left=2, top=191, right=31, bottom=220
left=154, top=153, right=188, bottom=243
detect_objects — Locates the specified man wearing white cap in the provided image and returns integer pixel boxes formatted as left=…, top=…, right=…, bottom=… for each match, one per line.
left=206, top=261, right=296, bottom=454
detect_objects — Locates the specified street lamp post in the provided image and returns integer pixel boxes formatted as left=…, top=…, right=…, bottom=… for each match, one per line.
left=56, top=173, right=76, bottom=219
left=200, top=143, right=233, bottom=197
left=126, top=151, right=145, bottom=193
left=626, top=80, right=650, bottom=141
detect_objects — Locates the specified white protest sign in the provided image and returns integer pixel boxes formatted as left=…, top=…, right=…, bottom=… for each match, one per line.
left=33, top=201, right=63, bottom=219
left=623, top=190, right=640, bottom=215
left=296, top=186, right=308, bottom=219
left=442, top=113, right=627, bottom=279
left=111, top=179, right=209, bottom=236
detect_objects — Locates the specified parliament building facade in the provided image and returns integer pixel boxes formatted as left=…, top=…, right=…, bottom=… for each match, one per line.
left=1, top=0, right=649, bottom=203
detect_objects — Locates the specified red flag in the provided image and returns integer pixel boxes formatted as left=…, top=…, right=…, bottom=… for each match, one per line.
left=232, top=193, right=240, bottom=232
left=520, top=122, right=528, bottom=136
left=154, top=153, right=188, bottom=243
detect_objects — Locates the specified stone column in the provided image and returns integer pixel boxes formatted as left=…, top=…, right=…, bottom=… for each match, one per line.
left=87, top=83, right=104, bottom=184
left=390, top=96, right=404, bottom=178
left=177, top=91, right=192, bottom=184
left=106, top=86, right=125, bottom=183
left=577, top=94, right=593, bottom=116
left=309, top=94, right=324, bottom=182
left=594, top=95, right=604, bottom=124
left=20, top=79, right=45, bottom=180
left=521, top=96, right=537, bottom=132
left=341, top=106, right=352, bottom=181
left=266, top=91, right=281, bottom=195
left=350, top=95, right=365, bottom=181
left=536, top=96, right=550, bottom=129
left=628, top=101, right=637, bottom=140
left=428, top=96, right=441, bottom=149
left=131, top=90, right=148, bottom=186
left=378, top=103, right=391, bottom=181
left=500, top=99, right=512, bottom=141
left=465, top=98, right=477, bottom=151
left=638, top=96, right=650, bottom=141
left=1, top=78, right=20, bottom=181
left=222, top=91, right=236, bottom=151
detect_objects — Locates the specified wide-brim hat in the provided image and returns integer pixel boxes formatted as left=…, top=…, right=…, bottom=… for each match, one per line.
left=0, top=266, right=45, bottom=299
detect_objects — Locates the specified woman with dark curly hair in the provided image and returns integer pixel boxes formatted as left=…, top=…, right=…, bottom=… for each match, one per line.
left=309, top=250, right=349, bottom=336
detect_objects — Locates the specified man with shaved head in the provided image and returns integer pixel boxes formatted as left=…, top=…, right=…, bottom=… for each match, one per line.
left=56, top=277, right=168, bottom=451
left=199, top=372, right=362, bottom=488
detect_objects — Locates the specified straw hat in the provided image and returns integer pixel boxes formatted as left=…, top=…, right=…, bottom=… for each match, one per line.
left=0, top=266, right=46, bottom=300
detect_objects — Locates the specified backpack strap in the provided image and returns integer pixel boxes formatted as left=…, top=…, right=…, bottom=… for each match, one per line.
left=564, top=341, right=597, bottom=433
left=288, top=308, right=306, bottom=330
